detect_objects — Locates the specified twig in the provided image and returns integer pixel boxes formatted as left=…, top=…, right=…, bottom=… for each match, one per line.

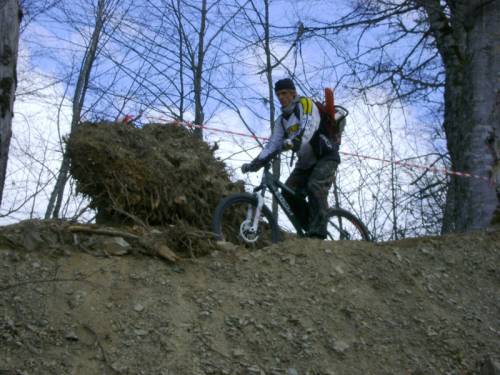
left=0, top=277, right=88, bottom=292
left=112, top=206, right=149, bottom=229
left=68, top=225, right=140, bottom=240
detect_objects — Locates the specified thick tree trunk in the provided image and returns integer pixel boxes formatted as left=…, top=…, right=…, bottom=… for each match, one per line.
left=0, top=0, right=21, bottom=207
left=441, top=0, right=500, bottom=232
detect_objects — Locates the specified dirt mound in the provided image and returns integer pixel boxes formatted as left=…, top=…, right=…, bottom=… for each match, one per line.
left=67, top=122, right=243, bottom=228
left=0, top=218, right=217, bottom=260
left=0, top=220, right=499, bottom=375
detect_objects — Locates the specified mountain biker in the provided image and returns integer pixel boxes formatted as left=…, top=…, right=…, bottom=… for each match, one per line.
left=241, top=78, right=340, bottom=239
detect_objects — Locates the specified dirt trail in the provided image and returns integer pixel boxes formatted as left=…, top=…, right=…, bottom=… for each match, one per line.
left=0, top=221, right=499, bottom=375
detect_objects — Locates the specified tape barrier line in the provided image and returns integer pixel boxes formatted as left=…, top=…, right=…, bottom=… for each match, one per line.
left=144, top=116, right=491, bottom=183
left=147, top=117, right=267, bottom=141
left=340, top=151, right=491, bottom=182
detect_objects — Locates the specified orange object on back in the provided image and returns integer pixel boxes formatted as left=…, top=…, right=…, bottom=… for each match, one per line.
left=324, top=88, right=335, bottom=116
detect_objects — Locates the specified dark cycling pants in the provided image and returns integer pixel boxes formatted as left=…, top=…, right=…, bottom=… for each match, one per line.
left=283, top=159, right=338, bottom=238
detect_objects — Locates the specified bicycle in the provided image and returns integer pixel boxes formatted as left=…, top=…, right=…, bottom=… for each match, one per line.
left=212, top=155, right=371, bottom=248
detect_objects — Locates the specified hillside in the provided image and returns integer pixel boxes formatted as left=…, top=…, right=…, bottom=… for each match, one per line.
left=0, top=220, right=499, bottom=375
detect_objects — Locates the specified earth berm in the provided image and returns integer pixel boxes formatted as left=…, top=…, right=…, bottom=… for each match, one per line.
left=0, top=220, right=499, bottom=375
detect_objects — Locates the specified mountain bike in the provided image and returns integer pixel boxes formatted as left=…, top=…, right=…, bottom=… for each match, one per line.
left=212, top=156, right=371, bottom=248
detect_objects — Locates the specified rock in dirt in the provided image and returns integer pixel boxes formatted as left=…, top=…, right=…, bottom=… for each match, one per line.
left=330, top=338, right=350, bottom=354
left=64, top=331, right=79, bottom=341
left=155, top=244, right=180, bottom=262
left=133, top=303, right=145, bottom=312
left=100, top=236, right=130, bottom=255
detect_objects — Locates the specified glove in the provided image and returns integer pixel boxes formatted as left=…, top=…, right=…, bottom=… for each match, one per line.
left=241, top=163, right=252, bottom=173
left=241, top=159, right=262, bottom=173
left=283, top=137, right=301, bottom=152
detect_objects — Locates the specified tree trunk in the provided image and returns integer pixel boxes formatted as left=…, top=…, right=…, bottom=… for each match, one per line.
left=419, top=0, right=499, bottom=232
left=45, top=0, right=106, bottom=219
left=193, top=0, right=207, bottom=140
left=440, top=0, right=500, bottom=232
left=262, top=0, right=280, bottom=218
left=176, top=0, right=185, bottom=122
left=0, top=0, right=21, bottom=207
left=387, top=106, right=399, bottom=240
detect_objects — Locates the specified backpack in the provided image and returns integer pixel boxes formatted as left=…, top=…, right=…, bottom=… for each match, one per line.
left=314, top=88, right=347, bottom=145
left=281, top=91, right=347, bottom=150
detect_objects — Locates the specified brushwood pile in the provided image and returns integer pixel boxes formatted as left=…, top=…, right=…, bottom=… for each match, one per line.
left=67, top=121, right=243, bottom=229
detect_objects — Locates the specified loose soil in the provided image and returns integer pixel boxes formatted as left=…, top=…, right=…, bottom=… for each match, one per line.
left=0, top=220, right=499, bottom=375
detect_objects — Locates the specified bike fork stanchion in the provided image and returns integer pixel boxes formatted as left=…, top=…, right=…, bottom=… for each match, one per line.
left=250, top=193, right=265, bottom=233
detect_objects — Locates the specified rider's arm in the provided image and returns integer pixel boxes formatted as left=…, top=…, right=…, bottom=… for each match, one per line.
left=255, top=114, right=285, bottom=163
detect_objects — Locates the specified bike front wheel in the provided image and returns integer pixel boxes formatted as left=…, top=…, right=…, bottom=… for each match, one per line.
left=326, top=208, right=371, bottom=241
left=212, top=193, right=280, bottom=248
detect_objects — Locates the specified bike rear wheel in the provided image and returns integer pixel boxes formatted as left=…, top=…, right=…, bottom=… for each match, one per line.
left=212, top=193, right=280, bottom=248
left=326, top=208, right=371, bottom=241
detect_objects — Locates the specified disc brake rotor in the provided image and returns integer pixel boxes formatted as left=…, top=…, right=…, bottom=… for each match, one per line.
left=240, top=219, right=259, bottom=243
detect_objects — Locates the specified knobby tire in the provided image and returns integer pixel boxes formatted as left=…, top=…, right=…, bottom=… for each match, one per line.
left=326, top=207, right=371, bottom=241
left=212, top=193, right=280, bottom=247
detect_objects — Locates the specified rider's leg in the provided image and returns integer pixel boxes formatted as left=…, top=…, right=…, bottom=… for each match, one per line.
left=306, top=159, right=338, bottom=239
left=283, top=167, right=312, bottom=231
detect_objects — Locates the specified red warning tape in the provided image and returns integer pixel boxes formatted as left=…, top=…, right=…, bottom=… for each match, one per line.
left=340, top=151, right=491, bottom=182
left=143, top=116, right=492, bottom=183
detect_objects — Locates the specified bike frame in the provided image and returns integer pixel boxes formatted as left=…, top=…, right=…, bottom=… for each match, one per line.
left=253, top=164, right=307, bottom=237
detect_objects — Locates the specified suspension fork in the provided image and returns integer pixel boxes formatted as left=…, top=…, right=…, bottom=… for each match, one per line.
left=247, top=167, right=273, bottom=234
left=249, top=191, right=265, bottom=232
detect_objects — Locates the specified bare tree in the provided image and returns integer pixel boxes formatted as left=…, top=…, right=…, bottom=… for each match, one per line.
left=191, top=0, right=208, bottom=138
left=302, top=0, right=500, bottom=232
left=5, top=0, right=488, bottom=239
left=98, top=0, right=249, bottom=139
left=221, top=0, right=304, bottom=217
left=168, top=0, right=250, bottom=138
left=0, top=0, right=21, bottom=207
left=45, top=0, right=119, bottom=218
left=243, top=0, right=281, bottom=216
